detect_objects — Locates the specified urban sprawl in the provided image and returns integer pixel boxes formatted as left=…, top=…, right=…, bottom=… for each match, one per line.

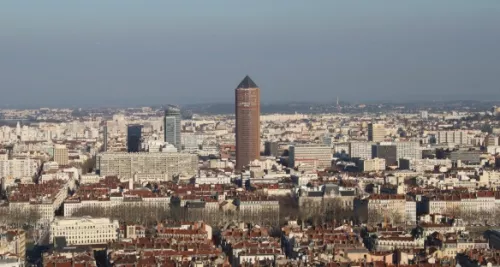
left=2, top=77, right=500, bottom=266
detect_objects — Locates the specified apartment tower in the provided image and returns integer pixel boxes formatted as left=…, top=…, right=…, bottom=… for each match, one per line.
left=127, top=124, right=143, bottom=153
left=368, top=123, right=385, bottom=142
left=103, top=124, right=108, bottom=152
left=164, top=106, right=182, bottom=150
left=54, top=144, right=69, bottom=166
left=235, top=75, right=261, bottom=171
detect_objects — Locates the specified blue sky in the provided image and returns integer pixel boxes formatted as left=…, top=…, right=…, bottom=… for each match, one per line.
left=1, top=0, right=499, bottom=107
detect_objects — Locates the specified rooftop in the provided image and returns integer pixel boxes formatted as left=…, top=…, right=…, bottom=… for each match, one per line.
left=236, top=75, right=258, bottom=89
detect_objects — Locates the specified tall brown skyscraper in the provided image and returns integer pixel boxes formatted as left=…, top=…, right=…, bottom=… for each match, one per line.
left=235, top=75, right=261, bottom=171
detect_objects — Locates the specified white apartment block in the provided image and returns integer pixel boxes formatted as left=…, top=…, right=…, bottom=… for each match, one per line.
left=53, top=144, right=69, bottom=166
left=436, top=130, right=469, bottom=145
left=289, top=144, right=332, bottom=170
left=359, top=158, right=386, bottom=172
left=195, top=175, right=231, bottom=185
left=399, top=158, right=452, bottom=172
left=50, top=217, right=119, bottom=245
left=368, top=123, right=385, bottom=142
left=375, top=236, right=424, bottom=251
left=80, top=174, right=103, bottom=184
left=96, top=152, right=198, bottom=181
left=349, top=142, right=374, bottom=160
left=427, top=192, right=497, bottom=215
left=0, top=157, right=40, bottom=189
left=395, top=141, right=421, bottom=160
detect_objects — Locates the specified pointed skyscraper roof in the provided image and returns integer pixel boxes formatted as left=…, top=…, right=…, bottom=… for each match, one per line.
left=237, top=75, right=258, bottom=89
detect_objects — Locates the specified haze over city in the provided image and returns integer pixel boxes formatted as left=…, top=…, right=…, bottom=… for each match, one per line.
left=4, top=1, right=500, bottom=266
left=1, top=0, right=500, bottom=107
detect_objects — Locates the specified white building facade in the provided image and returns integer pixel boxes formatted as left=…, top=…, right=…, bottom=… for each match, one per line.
left=50, top=217, right=119, bottom=245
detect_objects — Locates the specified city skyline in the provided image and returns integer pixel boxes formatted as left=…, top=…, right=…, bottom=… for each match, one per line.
left=2, top=1, right=500, bottom=265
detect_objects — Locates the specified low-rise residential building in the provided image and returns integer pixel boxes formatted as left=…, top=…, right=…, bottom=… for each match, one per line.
left=0, top=229, right=26, bottom=260
left=7, top=179, right=69, bottom=225
left=42, top=250, right=97, bottom=267
left=375, top=236, right=424, bottom=251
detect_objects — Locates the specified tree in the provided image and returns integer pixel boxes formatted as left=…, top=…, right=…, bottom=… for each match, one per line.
left=298, top=199, right=323, bottom=225
left=25, top=207, right=42, bottom=227
left=461, top=210, right=480, bottom=225
left=72, top=204, right=170, bottom=226
left=494, top=207, right=500, bottom=223
left=481, top=124, right=493, bottom=134
left=81, top=157, right=96, bottom=174
left=324, top=198, right=343, bottom=223
left=405, top=213, right=416, bottom=226
left=411, top=226, right=424, bottom=239
left=367, top=209, right=384, bottom=225
left=0, top=207, right=41, bottom=230
left=0, top=207, right=9, bottom=225
left=444, top=206, right=462, bottom=218
left=477, top=209, right=492, bottom=225
left=389, top=210, right=404, bottom=226
left=279, top=196, right=300, bottom=223
left=323, top=197, right=354, bottom=225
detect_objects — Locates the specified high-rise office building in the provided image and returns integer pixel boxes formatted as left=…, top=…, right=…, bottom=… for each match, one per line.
left=164, top=106, right=182, bottom=150
left=264, top=141, right=279, bottom=157
left=368, top=123, right=385, bottom=142
left=372, top=143, right=397, bottom=166
left=54, top=144, right=69, bottom=166
left=127, top=124, right=143, bottom=153
left=235, top=75, right=261, bottom=171
left=103, top=124, right=108, bottom=152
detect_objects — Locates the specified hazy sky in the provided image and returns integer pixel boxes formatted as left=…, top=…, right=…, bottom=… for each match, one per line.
left=1, top=0, right=499, bottom=107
